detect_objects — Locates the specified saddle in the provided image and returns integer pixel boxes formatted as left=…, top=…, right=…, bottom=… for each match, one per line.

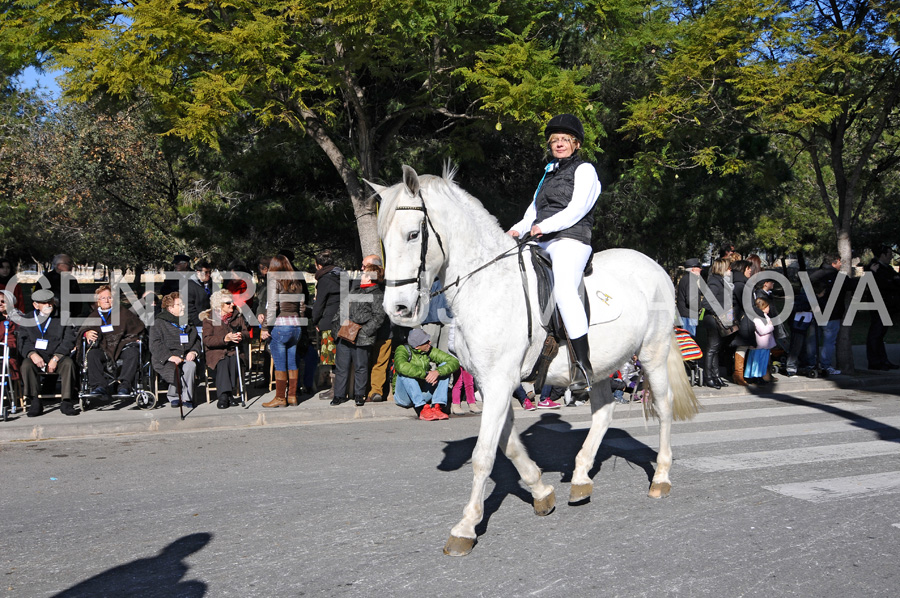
left=530, top=246, right=591, bottom=338
left=525, top=246, right=593, bottom=390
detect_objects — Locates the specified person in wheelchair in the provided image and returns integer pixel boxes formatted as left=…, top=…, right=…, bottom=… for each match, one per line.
left=78, top=285, right=146, bottom=399
left=201, top=289, right=249, bottom=409
left=18, top=289, right=78, bottom=416
left=150, top=292, right=201, bottom=408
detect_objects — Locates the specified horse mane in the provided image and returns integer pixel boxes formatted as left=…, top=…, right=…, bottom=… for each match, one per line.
left=377, top=163, right=506, bottom=245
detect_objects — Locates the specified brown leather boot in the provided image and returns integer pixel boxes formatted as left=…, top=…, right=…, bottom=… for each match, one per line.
left=287, top=370, right=299, bottom=406
left=732, top=352, right=749, bottom=386
left=264, top=371, right=288, bottom=408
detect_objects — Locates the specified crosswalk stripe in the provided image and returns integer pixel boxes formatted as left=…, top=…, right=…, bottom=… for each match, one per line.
left=677, top=440, right=900, bottom=472
left=559, top=416, right=900, bottom=452
left=538, top=403, right=878, bottom=433
left=763, top=471, right=900, bottom=503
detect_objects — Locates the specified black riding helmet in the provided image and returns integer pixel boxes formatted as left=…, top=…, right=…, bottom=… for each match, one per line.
left=545, top=114, right=584, bottom=143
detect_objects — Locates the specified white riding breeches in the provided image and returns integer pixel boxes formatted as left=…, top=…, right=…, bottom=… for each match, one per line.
left=539, top=237, right=592, bottom=339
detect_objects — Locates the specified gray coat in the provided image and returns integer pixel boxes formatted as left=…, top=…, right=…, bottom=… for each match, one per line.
left=332, top=284, right=385, bottom=347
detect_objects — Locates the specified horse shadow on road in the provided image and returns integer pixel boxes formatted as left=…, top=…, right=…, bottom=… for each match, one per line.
left=51, top=532, right=211, bottom=598
left=438, top=413, right=656, bottom=537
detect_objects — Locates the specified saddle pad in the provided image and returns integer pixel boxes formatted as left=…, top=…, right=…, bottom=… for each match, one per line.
left=588, top=285, right=622, bottom=325
left=675, top=327, right=703, bottom=360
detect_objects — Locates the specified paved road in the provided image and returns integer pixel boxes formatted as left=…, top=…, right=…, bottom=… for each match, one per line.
left=2, top=386, right=899, bottom=597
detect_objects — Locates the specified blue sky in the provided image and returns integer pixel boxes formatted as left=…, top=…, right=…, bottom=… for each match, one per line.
left=16, top=66, right=62, bottom=98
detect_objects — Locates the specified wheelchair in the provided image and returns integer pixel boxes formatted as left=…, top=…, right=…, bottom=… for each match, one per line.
left=78, top=337, right=158, bottom=411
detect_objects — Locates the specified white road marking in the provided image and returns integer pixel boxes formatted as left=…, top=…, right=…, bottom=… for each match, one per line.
left=539, top=403, right=879, bottom=432
left=678, top=440, right=900, bottom=473
left=764, top=471, right=900, bottom=503
left=538, top=416, right=900, bottom=452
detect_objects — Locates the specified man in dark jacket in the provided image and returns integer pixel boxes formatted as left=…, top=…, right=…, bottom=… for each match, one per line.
left=79, top=285, right=146, bottom=398
left=808, top=254, right=847, bottom=375
left=186, top=261, right=213, bottom=330
left=311, top=250, right=343, bottom=400
left=18, top=289, right=78, bottom=416
left=676, top=258, right=702, bottom=336
left=865, top=246, right=900, bottom=370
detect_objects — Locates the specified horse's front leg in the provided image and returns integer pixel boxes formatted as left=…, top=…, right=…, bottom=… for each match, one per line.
left=444, top=385, right=517, bottom=557
left=569, top=378, right=616, bottom=504
left=498, top=398, right=555, bottom=515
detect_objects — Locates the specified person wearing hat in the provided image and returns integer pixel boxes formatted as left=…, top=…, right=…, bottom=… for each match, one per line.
left=507, top=113, right=601, bottom=392
left=677, top=258, right=703, bottom=337
left=159, top=254, right=192, bottom=297
left=45, top=254, right=87, bottom=318
left=18, top=289, right=79, bottom=416
left=392, top=328, right=460, bottom=421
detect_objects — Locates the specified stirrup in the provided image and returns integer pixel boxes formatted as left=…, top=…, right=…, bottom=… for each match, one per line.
left=569, top=362, right=592, bottom=392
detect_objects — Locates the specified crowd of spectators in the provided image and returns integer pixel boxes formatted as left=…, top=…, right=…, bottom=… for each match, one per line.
left=1, top=243, right=898, bottom=419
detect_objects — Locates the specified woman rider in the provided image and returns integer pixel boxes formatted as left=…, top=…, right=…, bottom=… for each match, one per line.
left=507, top=114, right=601, bottom=391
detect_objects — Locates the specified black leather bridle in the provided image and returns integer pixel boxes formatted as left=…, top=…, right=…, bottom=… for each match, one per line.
left=383, top=191, right=446, bottom=296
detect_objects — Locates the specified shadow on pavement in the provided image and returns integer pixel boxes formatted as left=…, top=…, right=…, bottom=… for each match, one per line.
left=52, top=532, right=211, bottom=598
left=438, top=412, right=655, bottom=538
left=747, top=385, right=900, bottom=442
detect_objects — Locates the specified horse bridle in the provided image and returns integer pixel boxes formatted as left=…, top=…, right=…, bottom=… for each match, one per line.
left=383, top=191, right=446, bottom=296
left=383, top=190, right=539, bottom=342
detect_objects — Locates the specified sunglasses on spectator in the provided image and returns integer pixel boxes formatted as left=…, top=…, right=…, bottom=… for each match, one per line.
left=222, top=301, right=233, bottom=305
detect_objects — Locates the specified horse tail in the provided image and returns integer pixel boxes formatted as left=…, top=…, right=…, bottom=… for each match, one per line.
left=667, top=331, right=700, bottom=421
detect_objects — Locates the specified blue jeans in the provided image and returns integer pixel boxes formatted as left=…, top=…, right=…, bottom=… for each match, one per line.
left=681, top=318, right=698, bottom=337
left=818, top=320, right=840, bottom=368
left=270, top=325, right=302, bottom=372
left=394, top=374, right=451, bottom=408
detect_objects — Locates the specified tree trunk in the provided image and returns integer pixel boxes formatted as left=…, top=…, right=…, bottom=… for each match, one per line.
left=835, top=228, right=855, bottom=373
left=300, top=108, right=380, bottom=257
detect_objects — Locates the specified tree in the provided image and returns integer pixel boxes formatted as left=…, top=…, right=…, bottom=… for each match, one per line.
left=624, top=0, right=900, bottom=370
left=3, top=0, right=598, bottom=256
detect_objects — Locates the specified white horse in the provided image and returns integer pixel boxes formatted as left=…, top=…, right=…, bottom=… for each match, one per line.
left=371, top=165, right=699, bottom=556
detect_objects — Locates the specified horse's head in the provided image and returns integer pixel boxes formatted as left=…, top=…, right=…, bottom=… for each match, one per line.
left=369, top=165, right=446, bottom=327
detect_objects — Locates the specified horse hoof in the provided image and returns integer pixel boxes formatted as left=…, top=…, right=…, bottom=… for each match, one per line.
left=648, top=482, right=671, bottom=498
left=533, top=490, right=556, bottom=516
left=443, top=535, right=476, bottom=556
left=568, top=483, right=593, bottom=504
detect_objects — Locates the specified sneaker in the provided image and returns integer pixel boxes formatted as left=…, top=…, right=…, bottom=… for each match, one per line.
left=451, top=403, right=466, bottom=415
left=522, top=398, right=536, bottom=411
left=114, top=385, right=131, bottom=397
left=536, top=399, right=561, bottom=409
left=354, top=396, right=366, bottom=407
left=824, top=367, right=841, bottom=376
left=419, top=404, right=436, bottom=420
left=369, top=393, right=384, bottom=403
left=467, top=402, right=482, bottom=414
left=170, top=400, right=181, bottom=408
left=431, top=404, right=449, bottom=420
left=91, top=386, right=110, bottom=398
left=183, top=401, right=194, bottom=409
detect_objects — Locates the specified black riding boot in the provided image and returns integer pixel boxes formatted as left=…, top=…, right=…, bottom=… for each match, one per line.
left=569, top=335, right=593, bottom=392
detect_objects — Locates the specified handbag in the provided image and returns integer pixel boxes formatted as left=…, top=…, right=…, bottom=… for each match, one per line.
left=713, top=314, right=739, bottom=337
left=336, top=321, right=362, bottom=343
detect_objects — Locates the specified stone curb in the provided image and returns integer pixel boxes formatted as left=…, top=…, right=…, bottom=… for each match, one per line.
left=2, top=373, right=898, bottom=443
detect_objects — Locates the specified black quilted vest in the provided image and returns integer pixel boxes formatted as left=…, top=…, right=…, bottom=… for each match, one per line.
left=533, top=155, right=594, bottom=245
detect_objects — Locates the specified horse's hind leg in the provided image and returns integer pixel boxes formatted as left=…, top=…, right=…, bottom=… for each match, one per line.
left=642, top=355, right=674, bottom=498
left=497, top=401, right=555, bottom=515
left=444, top=386, right=515, bottom=556
left=569, top=378, right=616, bottom=504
